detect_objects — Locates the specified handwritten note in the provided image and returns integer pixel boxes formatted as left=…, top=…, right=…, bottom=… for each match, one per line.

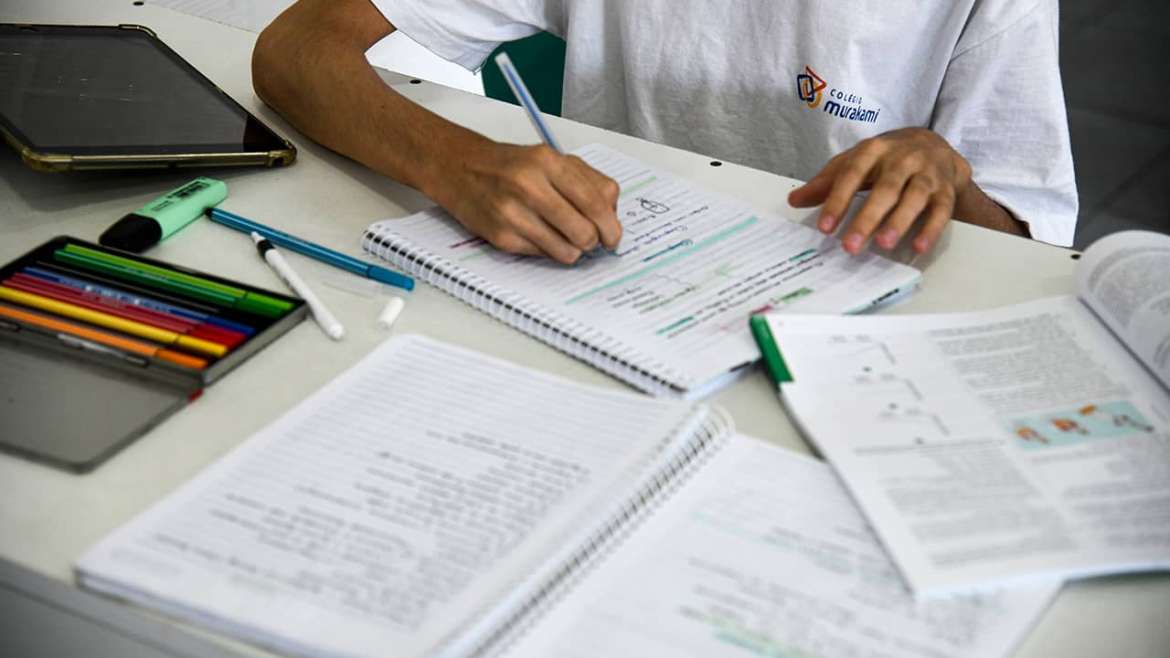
left=367, top=145, right=919, bottom=393
left=504, top=437, right=1059, bottom=658
left=77, top=336, right=698, bottom=658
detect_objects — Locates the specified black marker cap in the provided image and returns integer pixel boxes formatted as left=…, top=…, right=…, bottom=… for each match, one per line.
left=98, top=214, right=163, bottom=253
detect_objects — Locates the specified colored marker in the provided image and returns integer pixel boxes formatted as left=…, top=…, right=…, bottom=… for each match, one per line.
left=55, top=244, right=293, bottom=317
left=0, top=302, right=207, bottom=370
left=6, top=273, right=233, bottom=343
left=33, top=260, right=220, bottom=312
left=207, top=207, right=414, bottom=292
left=0, top=286, right=228, bottom=358
left=23, top=265, right=255, bottom=336
left=55, top=249, right=238, bottom=305
left=7, top=273, right=247, bottom=347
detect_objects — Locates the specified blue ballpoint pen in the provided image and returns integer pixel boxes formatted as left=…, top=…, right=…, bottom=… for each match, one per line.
left=496, top=52, right=620, bottom=257
left=206, top=207, right=414, bottom=292
left=494, top=52, right=564, bottom=153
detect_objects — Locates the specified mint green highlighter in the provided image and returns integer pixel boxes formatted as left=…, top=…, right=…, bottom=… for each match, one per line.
left=99, top=178, right=228, bottom=253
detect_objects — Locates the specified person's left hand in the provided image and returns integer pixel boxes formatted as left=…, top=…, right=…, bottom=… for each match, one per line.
left=788, top=128, right=972, bottom=255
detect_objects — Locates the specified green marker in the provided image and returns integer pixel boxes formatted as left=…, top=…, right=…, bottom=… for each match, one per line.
left=749, top=315, right=793, bottom=385
left=54, top=244, right=293, bottom=317
left=99, top=178, right=228, bottom=253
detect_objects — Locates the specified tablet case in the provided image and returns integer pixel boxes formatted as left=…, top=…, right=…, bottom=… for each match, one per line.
left=0, top=24, right=296, bottom=172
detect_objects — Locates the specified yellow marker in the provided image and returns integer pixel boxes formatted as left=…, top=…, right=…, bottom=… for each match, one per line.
left=0, top=286, right=227, bottom=358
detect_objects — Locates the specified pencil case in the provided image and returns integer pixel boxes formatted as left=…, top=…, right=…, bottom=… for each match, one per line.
left=0, top=236, right=306, bottom=472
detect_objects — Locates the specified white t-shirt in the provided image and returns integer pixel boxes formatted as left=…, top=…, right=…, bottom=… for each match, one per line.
left=372, top=0, right=1079, bottom=246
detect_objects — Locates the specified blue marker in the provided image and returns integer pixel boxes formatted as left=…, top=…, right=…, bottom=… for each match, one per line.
left=494, top=52, right=564, bottom=153
left=206, top=208, right=414, bottom=292
left=22, top=266, right=255, bottom=335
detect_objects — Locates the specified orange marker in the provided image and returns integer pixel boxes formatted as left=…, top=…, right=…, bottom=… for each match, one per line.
left=0, top=285, right=227, bottom=358
left=0, top=302, right=208, bottom=370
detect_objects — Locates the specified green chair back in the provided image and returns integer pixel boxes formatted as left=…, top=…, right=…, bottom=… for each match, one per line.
left=482, top=32, right=566, bottom=116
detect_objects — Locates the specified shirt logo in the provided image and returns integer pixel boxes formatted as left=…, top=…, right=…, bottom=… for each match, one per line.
left=797, top=65, right=881, bottom=124
left=796, top=66, right=826, bottom=109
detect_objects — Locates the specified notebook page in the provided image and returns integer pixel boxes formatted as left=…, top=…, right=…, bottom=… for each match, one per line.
left=77, top=335, right=699, bottom=658
left=504, top=436, right=1058, bottom=658
left=366, top=144, right=919, bottom=394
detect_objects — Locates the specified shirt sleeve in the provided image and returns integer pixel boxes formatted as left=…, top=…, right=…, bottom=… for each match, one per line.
left=931, top=0, right=1079, bottom=247
left=368, top=1, right=562, bottom=71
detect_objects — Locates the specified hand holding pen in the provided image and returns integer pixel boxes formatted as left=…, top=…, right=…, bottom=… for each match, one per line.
left=414, top=53, right=621, bottom=265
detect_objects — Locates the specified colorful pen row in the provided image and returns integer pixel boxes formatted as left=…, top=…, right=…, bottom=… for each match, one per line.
left=0, top=302, right=209, bottom=370
left=54, top=243, right=293, bottom=317
left=0, top=241, right=301, bottom=371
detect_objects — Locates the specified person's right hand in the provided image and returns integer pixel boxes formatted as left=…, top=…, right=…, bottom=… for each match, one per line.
left=428, top=142, right=622, bottom=264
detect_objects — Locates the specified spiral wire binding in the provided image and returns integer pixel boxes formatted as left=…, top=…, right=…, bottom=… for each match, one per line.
left=446, top=406, right=735, bottom=658
left=362, top=220, right=696, bottom=396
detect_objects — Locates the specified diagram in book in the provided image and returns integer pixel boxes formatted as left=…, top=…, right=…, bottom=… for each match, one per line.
left=826, top=334, right=898, bottom=368
left=876, top=403, right=952, bottom=443
left=837, top=371, right=924, bottom=403
left=1010, top=400, right=1158, bottom=450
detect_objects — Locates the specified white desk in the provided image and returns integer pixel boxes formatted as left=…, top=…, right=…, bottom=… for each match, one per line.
left=1, top=2, right=1167, bottom=657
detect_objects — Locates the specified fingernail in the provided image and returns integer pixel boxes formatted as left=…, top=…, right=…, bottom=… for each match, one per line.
left=914, top=236, right=931, bottom=253
left=843, top=233, right=863, bottom=253
left=818, top=214, right=836, bottom=232
left=877, top=228, right=898, bottom=248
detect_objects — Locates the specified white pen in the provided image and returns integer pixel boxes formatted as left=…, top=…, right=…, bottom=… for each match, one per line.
left=250, top=231, right=345, bottom=341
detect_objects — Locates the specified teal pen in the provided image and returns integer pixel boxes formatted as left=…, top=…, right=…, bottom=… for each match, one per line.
left=207, top=208, right=414, bottom=292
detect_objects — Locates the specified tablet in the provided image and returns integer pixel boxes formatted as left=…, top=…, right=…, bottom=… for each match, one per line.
left=0, top=23, right=296, bottom=172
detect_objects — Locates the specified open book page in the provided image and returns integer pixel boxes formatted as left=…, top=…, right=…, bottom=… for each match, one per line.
left=502, top=436, right=1058, bottom=658
left=364, top=144, right=919, bottom=395
left=764, top=297, right=1170, bottom=594
left=76, top=336, right=702, bottom=658
left=1075, top=230, right=1170, bottom=390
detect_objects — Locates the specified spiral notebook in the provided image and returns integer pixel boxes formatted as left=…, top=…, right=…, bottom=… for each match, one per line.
left=362, top=144, right=921, bottom=398
left=76, top=336, right=1057, bottom=658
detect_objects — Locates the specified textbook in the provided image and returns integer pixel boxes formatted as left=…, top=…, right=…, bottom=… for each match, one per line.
left=751, top=230, right=1170, bottom=595
left=77, top=336, right=1057, bottom=658
left=362, top=144, right=920, bottom=398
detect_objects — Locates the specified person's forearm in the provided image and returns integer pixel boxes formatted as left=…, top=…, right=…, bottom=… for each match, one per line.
left=954, top=181, right=1029, bottom=237
left=251, top=4, right=483, bottom=198
left=250, top=3, right=621, bottom=264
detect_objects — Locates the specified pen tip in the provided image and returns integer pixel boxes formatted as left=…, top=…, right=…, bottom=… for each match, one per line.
left=249, top=231, right=263, bottom=244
